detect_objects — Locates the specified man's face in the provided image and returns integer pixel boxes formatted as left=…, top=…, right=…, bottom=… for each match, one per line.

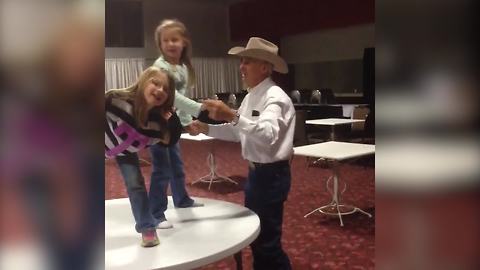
left=239, top=57, right=269, bottom=88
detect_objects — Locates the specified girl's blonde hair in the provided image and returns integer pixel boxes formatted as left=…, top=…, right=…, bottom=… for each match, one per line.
left=106, top=66, right=176, bottom=130
left=154, top=19, right=196, bottom=89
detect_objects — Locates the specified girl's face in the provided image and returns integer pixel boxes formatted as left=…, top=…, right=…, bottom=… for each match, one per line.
left=160, top=28, right=185, bottom=63
left=144, top=72, right=169, bottom=108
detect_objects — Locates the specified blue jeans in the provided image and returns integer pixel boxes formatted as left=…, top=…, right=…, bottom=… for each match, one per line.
left=149, top=143, right=194, bottom=219
left=245, top=161, right=292, bottom=270
left=115, top=153, right=158, bottom=233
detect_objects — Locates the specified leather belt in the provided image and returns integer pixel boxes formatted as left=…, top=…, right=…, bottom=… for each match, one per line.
left=248, top=160, right=289, bottom=170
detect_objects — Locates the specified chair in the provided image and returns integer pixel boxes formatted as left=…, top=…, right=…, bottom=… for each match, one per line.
left=299, top=89, right=313, bottom=104
left=227, top=93, right=237, bottom=108
left=236, top=91, right=247, bottom=105
left=293, top=110, right=308, bottom=146
left=215, top=92, right=230, bottom=103
left=290, top=90, right=301, bottom=104
left=319, top=88, right=335, bottom=104
left=352, top=106, right=369, bottom=131
left=306, top=126, right=330, bottom=144
left=310, top=90, right=322, bottom=104
left=345, top=106, right=371, bottom=143
left=363, top=107, right=375, bottom=144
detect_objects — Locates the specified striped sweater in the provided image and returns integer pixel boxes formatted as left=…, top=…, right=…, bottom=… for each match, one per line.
left=105, top=97, right=181, bottom=159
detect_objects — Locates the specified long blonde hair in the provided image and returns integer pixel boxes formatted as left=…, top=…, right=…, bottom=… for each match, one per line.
left=154, top=19, right=196, bottom=89
left=105, top=66, right=176, bottom=129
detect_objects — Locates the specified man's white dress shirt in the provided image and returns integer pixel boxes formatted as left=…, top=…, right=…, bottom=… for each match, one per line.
left=208, top=77, right=296, bottom=163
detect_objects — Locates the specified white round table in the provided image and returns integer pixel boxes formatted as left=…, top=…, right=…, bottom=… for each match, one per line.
left=105, top=197, right=260, bottom=270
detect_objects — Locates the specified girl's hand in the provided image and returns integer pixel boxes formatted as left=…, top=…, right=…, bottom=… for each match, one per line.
left=162, top=110, right=172, bottom=120
left=190, top=120, right=209, bottom=135
left=184, top=123, right=200, bottom=136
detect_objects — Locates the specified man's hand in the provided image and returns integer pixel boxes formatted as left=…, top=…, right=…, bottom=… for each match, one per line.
left=202, top=100, right=236, bottom=122
left=190, top=120, right=209, bottom=135
left=184, top=123, right=200, bottom=136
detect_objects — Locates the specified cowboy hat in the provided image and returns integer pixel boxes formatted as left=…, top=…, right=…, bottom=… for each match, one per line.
left=228, top=37, right=288, bottom=74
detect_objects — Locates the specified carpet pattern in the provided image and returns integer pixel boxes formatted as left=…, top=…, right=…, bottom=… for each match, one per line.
left=105, top=139, right=375, bottom=269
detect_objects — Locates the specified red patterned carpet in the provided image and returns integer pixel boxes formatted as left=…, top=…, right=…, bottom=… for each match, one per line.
left=105, top=140, right=375, bottom=269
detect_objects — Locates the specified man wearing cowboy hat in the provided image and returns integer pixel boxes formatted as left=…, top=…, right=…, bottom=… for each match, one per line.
left=194, top=37, right=294, bottom=269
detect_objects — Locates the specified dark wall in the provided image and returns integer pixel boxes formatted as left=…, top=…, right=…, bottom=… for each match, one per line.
left=229, top=0, right=375, bottom=41
left=294, top=59, right=363, bottom=92
left=228, top=0, right=374, bottom=94
left=272, top=64, right=295, bottom=93
left=143, top=0, right=232, bottom=58
left=363, top=47, right=375, bottom=106
left=106, top=0, right=144, bottom=47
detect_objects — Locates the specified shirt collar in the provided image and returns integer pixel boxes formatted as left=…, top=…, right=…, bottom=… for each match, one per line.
left=247, top=77, right=274, bottom=94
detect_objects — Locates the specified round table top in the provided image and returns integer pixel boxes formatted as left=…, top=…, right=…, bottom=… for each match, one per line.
left=105, top=197, right=260, bottom=270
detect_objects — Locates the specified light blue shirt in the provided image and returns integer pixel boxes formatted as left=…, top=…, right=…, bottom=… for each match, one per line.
left=153, top=56, right=202, bottom=126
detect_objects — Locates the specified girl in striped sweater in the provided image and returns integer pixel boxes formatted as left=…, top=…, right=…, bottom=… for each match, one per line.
left=105, top=66, right=181, bottom=247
